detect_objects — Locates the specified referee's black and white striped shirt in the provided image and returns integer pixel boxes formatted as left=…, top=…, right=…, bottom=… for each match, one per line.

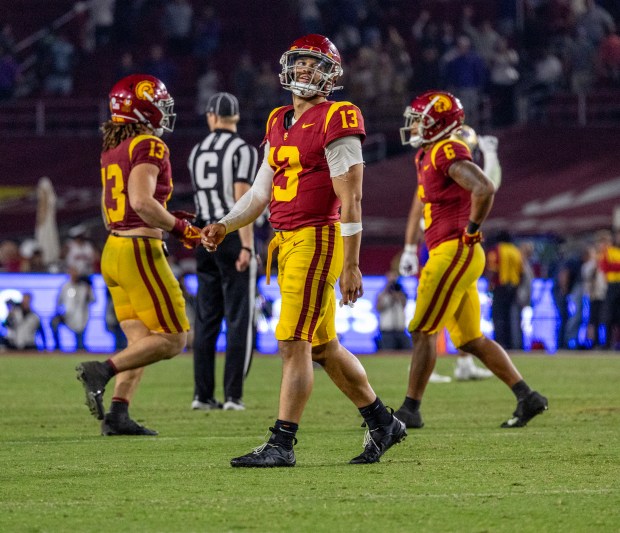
left=187, top=129, right=258, bottom=226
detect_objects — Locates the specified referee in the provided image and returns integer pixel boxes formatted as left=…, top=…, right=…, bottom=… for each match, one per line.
left=188, top=92, right=258, bottom=411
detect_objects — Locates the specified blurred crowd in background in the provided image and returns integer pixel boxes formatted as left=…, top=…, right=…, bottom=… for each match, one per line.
left=0, top=0, right=618, bottom=125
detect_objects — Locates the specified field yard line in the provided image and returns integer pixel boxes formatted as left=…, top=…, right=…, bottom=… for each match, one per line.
left=0, top=488, right=616, bottom=509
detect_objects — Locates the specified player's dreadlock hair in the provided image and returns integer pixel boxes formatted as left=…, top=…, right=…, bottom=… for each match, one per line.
left=100, top=120, right=146, bottom=151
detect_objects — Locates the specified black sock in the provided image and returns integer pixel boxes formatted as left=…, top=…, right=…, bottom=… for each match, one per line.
left=511, top=380, right=532, bottom=401
left=269, top=420, right=298, bottom=449
left=110, top=398, right=129, bottom=416
left=359, top=397, right=393, bottom=431
left=403, top=397, right=421, bottom=412
left=103, top=360, right=117, bottom=380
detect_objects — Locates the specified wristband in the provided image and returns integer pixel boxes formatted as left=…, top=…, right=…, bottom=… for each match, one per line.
left=241, top=246, right=254, bottom=255
left=341, top=222, right=363, bottom=236
left=170, top=217, right=186, bottom=237
left=466, top=221, right=480, bottom=234
left=404, top=244, right=417, bottom=253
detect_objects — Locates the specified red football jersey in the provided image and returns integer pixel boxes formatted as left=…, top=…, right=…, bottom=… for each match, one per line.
left=415, top=138, right=473, bottom=250
left=264, top=101, right=366, bottom=231
left=101, top=134, right=173, bottom=231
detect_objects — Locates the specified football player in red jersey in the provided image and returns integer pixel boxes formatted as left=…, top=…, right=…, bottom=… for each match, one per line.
left=202, top=34, right=406, bottom=467
left=76, top=74, right=201, bottom=435
left=394, top=90, right=548, bottom=429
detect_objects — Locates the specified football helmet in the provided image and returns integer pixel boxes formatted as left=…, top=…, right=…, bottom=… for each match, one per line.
left=108, top=74, right=176, bottom=136
left=400, top=90, right=465, bottom=148
left=279, top=34, right=343, bottom=98
left=450, top=124, right=478, bottom=152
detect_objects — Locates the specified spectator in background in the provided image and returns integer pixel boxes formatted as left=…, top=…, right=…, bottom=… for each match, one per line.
left=89, top=0, right=116, bottom=49
left=142, top=44, right=177, bottom=88
left=375, top=271, right=412, bottom=351
left=62, top=225, right=99, bottom=279
left=115, top=51, right=138, bottom=80
left=2, top=294, right=43, bottom=350
left=552, top=243, right=585, bottom=349
left=0, top=240, right=23, bottom=272
left=194, top=63, right=221, bottom=115
left=567, top=26, right=597, bottom=94
left=192, top=5, right=222, bottom=67
left=0, top=44, right=20, bottom=101
left=597, top=28, right=620, bottom=87
left=51, top=266, right=95, bottom=351
left=163, top=0, right=193, bottom=56
left=577, top=0, right=616, bottom=47
left=233, top=52, right=257, bottom=108
left=42, top=32, right=76, bottom=96
left=488, top=37, right=520, bottom=127
left=442, top=35, right=487, bottom=130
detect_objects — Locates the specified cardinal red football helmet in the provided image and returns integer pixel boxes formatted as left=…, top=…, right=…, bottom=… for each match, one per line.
left=279, top=34, right=343, bottom=97
left=108, top=74, right=176, bottom=136
left=400, top=90, right=465, bottom=148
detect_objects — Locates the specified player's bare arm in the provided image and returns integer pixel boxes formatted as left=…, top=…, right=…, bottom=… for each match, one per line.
left=234, top=181, right=253, bottom=271
left=332, top=162, right=364, bottom=304
left=127, top=162, right=177, bottom=232
left=448, top=160, right=495, bottom=226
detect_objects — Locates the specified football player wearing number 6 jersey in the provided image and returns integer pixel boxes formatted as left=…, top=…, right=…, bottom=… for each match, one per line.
left=75, top=74, right=202, bottom=436
left=202, top=34, right=406, bottom=467
left=395, top=90, right=548, bottom=430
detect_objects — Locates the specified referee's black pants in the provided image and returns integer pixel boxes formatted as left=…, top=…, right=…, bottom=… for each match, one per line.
left=193, top=231, right=256, bottom=402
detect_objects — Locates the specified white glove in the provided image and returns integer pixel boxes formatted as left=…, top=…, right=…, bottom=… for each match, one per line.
left=399, top=244, right=419, bottom=277
left=478, top=135, right=498, bottom=154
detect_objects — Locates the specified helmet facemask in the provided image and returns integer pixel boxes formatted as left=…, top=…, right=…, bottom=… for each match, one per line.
left=400, top=95, right=461, bottom=148
left=279, top=50, right=343, bottom=98
left=133, top=92, right=176, bottom=137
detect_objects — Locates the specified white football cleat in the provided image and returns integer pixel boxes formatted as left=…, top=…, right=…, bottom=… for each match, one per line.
left=429, top=371, right=452, bottom=384
left=454, top=356, right=494, bottom=381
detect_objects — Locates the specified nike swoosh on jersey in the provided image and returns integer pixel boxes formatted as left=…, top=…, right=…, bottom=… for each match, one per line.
left=423, top=164, right=430, bottom=170
left=301, top=123, right=315, bottom=129
left=293, top=240, right=303, bottom=246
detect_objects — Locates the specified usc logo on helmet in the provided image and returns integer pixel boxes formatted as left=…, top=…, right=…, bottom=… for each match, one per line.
left=135, top=80, right=156, bottom=101
left=429, top=93, right=453, bottom=113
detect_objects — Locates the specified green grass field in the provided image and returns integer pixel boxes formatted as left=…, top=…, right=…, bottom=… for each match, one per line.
left=0, top=351, right=618, bottom=533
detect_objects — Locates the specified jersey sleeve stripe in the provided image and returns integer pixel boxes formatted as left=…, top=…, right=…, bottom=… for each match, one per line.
left=132, top=238, right=173, bottom=333
left=430, top=138, right=470, bottom=169
left=323, top=101, right=355, bottom=133
left=265, top=106, right=285, bottom=136
left=128, top=134, right=162, bottom=162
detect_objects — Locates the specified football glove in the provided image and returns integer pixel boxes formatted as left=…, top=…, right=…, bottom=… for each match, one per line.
left=462, top=228, right=483, bottom=246
left=170, top=217, right=201, bottom=249
left=399, top=244, right=419, bottom=276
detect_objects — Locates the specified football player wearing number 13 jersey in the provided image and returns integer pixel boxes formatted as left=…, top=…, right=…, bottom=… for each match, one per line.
left=395, top=90, right=548, bottom=430
left=202, top=34, right=406, bottom=467
left=75, top=74, right=202, bottom=436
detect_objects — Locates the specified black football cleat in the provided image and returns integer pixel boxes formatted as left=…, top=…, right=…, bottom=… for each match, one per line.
left=101, top=414, right=158, bottom=436
left=350, top=415, right=407, bottom=464
left=75, top=361, right=110, bottom=420
left=231, top=440, right=296, bottom=468
left=393, top=405, right=425, bottom=429
left=501, top=391, right=548, bottom=428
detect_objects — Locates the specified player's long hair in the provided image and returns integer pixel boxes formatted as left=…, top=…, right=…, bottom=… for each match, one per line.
left=100, top=120, right=145, bottom=151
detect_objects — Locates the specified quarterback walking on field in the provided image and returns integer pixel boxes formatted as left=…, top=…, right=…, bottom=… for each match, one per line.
left=202, top=34, right=406, bottom=467
left=394, top=90, right=548, bottom=429
left=76, top=74, right=201, bottom=435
